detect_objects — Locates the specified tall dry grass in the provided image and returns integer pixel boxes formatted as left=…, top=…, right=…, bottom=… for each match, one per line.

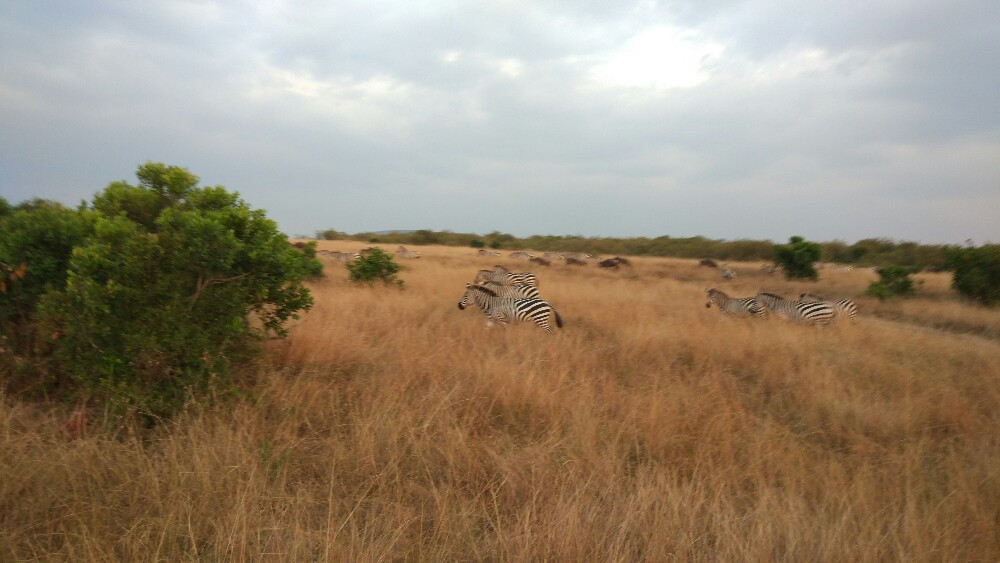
left=3, top=243, right=1000, bottom=561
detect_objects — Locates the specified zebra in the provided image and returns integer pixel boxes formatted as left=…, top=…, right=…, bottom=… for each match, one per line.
left=481, top=280, right=540, bottom=299
left=721, top=267, right=737, bottom=280
left=705, top=289, right=766, bottom=319
left=800, top=293, right=858, bottom=322
left=396, top=246, right=421, bottom=259
left=458, top=283, right=563, bottom=333
left=474, top=267, right=539, bottom=288
left=477, top=249, right=501, bottom=256
left=319, top=250, right=359, bottom=262
left=509, top=251, right=534, bottom=259
left=755, top=292, right=836, bottom=326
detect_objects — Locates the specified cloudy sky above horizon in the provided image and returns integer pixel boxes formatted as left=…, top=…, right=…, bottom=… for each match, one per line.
left=2, top=0, right=998, bottom=244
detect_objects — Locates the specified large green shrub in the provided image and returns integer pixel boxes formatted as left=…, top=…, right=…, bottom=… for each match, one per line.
left=948, top=245, right=1000, bottom=306
left=0, top=201, right=95, bottom=357
left=346, top=248, right=403, bottom=286
left=774, top=236, right=821, bottom=280
left=3, top=163, right=320, bottom=417
left=866, top=266, right=917, bottom=301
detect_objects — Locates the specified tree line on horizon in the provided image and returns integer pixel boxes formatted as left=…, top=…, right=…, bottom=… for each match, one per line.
left=316, top=227, right=962, bottom=272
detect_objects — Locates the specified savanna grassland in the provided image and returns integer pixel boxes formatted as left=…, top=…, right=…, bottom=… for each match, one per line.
left=3, top=241, right=1000, bottom=561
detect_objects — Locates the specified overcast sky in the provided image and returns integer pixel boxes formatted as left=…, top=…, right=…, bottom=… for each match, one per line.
left=2, top=1, right=998, bottom=244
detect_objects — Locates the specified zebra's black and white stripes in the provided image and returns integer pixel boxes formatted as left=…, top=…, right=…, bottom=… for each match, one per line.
left=481, top=280, right=540, bottom=299
left=755, top=292, right=836, bottom=326
left=474, top=266, right=539, bottom=288
left=800, top=293, right=858, bottom=322
left=705, top=289, right=765, bottom=319
left=458, top=283, right=563, bottom=333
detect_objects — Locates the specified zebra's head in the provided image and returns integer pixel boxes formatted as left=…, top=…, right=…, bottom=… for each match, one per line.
left=459, top=283, right=497, bottom=310
left=706, top=288, right=720, bottom=308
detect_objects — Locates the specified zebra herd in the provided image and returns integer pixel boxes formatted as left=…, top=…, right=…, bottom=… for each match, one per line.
left=459, top=265, right=563, bottom=333
left=460, top=265, right=859, bottom=333
left=706, top=289, right=858, bottom=326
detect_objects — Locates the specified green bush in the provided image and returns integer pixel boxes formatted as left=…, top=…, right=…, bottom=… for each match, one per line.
left=346, top=248, right=403, bottom=286
left=0, top=200, right=95, bottom=359
left=316, top=228, right=346, bottom=240
left=866, top=266, right=917, bottom=301
left=3, top=162, right=319, bottom=418
left=470, top=239, right=486, bottom=248
left=774, top=236, right=821, bottom=280
left=948, top=245, right=1000, bottom=306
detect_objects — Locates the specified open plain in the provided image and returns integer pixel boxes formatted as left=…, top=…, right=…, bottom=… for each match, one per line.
left=3, top=241, right=999, bottom=561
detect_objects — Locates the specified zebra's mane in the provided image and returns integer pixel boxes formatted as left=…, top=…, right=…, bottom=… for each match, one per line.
left=470, top=284, right=498, bottom=297
left=758, top=291, right=786, bottom=300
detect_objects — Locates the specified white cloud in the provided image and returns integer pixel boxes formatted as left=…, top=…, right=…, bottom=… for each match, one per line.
left=590, top=26, right=724, bottom=89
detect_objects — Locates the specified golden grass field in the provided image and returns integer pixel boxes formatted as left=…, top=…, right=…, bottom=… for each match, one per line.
left=3, top=241, right=1000, bottom=561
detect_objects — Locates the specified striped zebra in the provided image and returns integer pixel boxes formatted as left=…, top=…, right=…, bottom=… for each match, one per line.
left=481, top=280, right=540, bottom=299
left=755, top=292, right=836, bottom=326
left=319, top=250, right=359, bottom=262
left=705, top=288, right=766, bottom=319
left=509, top=251, right=534, bottom=259
left=458, top=283, right=563, bottom=333
left=800, top=293, right=858, bottom=322
left=396, top=246, right=421, bottom=259
left=474, top=267, right=539, bottom=288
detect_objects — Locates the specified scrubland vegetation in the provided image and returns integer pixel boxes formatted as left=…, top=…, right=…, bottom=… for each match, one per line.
left=3, top=241, right=999, bottom=561
left=317, top=228, right=956, bottom=271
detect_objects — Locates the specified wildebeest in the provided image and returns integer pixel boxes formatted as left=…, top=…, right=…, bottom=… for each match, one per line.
left=529, top=256, right=551, bottom=266
left=565, top=257, right=587, bottom=266
left=598, top=257, right=631, bottom=269
left=699, top=258, right=718, bottom=268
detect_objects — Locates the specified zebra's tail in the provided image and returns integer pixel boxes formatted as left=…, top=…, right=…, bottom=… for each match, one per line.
left=553, top=308, right=564, bottom=328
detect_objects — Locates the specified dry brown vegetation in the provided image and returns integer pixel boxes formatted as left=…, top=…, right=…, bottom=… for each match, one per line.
left=3, top=241, right=1000, bottom=561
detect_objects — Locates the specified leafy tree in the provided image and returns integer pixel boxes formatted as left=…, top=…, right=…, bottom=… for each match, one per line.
left=469, top=239, right=485, bottom=248
left=346, top=248, right=403, bottom=286
left=948, top=245, right=1000, bottom=306
left=12, top=163, right=322, bottom=417
left=773, top=236, right=821, bottom=280
left=0, top=201, right=95, bottom=349
left=316, top=228, right=346, bottom=240
left=866, top=266, right=917, bottom=301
